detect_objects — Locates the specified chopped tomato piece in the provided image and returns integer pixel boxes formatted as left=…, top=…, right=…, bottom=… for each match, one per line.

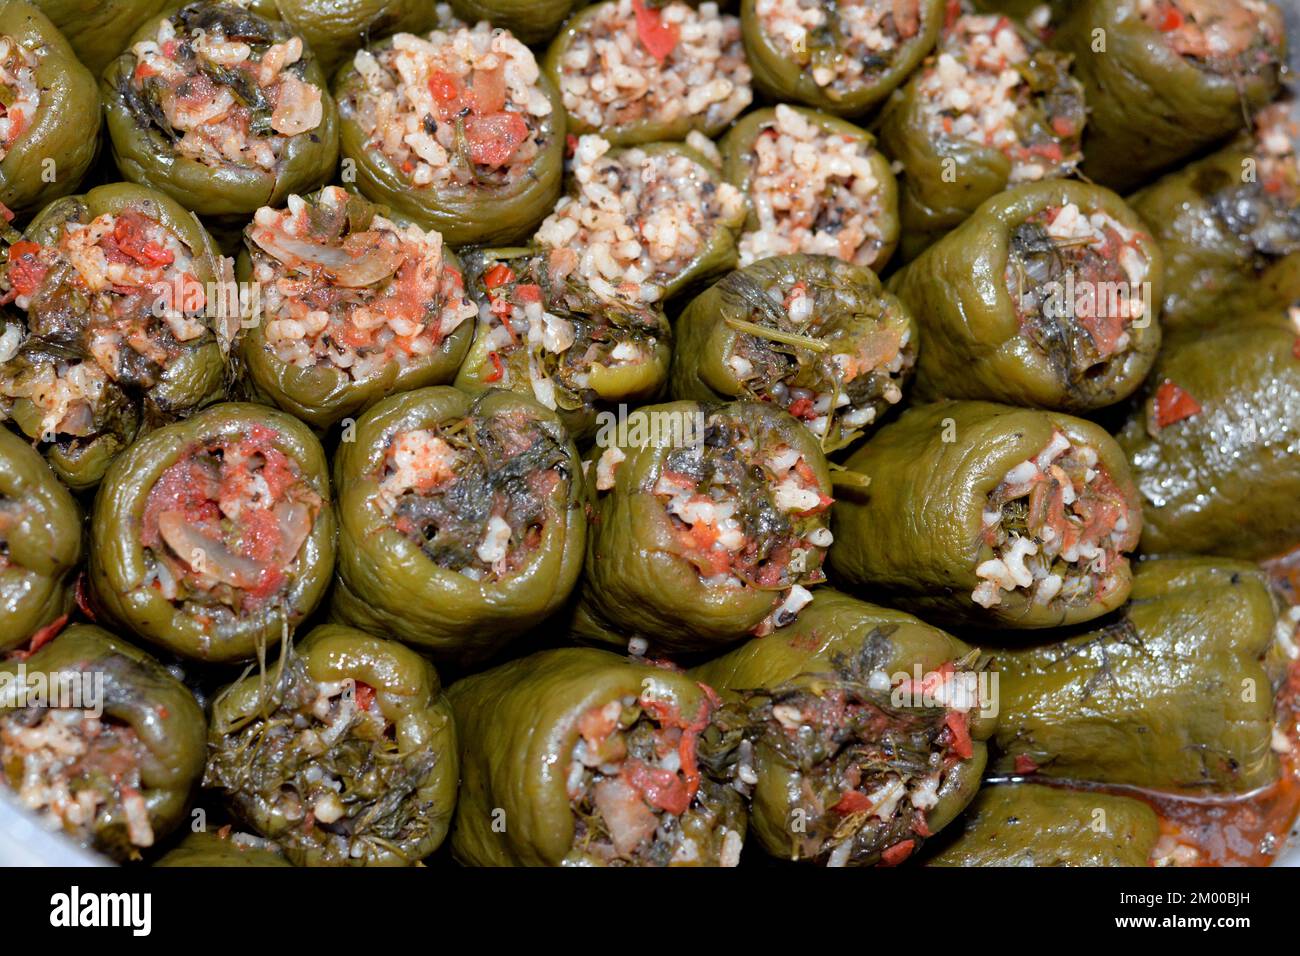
left=1014, top=753, right=1040, bottom=775
left=623, top=759, right=691, bottom=815
left=113, top=212, right=175, bottom=267
left=464, top=112, right=530, bottom=168
left=832, top=790, right=872, bottom=815
left=514, top=283, right=542, bottom=304
left=483, top=263, right=515, bottom=289
left=1153, top=379, right=1201, bottom=428
left=944, top=711, right=974, bottom=760
left=427, top=70, right=463, bottom=114
left=0, top=200, right=12, bottom=223
left=632, top=0, right=680, bottom=63
left=485, top=351, right=505, bottom=382
left=6, top=241, right=46, bottom=296
left=880, top=839, right=915, bottom=866
left=1158, top=4, right=1184, bottom=31
left=354, top=681, right=375, bottom=712
left=467, top=66, right=507, bottom=115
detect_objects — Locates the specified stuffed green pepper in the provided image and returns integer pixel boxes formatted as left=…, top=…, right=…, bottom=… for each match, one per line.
left=878, top=7, right=1086, bottom=261
left=991, top=557, right=1281, bottom=794
left=671, top=254, right=917, bottom=452
left=927, top=784, right=1159, bottom=867
left=448, top=0, right=581, bottom=47
left=0, top=1, right=100, bottom=217
left=31, top=0, right=169, bottom=75
left=719, top=105, right=899, bottom=272
left=155, top=828, right=292, bottom=866
left=692, top=590, right=994, bottom=867
left=90, top=402, right=335, bottom=663
left=576, top=399, right=834, bottom=654
left=0, top=427, right=80, bottom=652
left=544, top=0, right=752, bottom=146
left=453, top=247, right=672, bottom=443
left=331, top=386, right=586, bottom=665
left=1130, top=101, right=1300, bottom=330
left=830, top=400, right=1142, bottom=628
left=237, top=185, right=478, bottom=430
left=741, top=0, right=943, bottom=117
left=336, top=21, right=564, bottom=247
left=245, top=0, right=445, bottom=75
left=102, top=2, right=340, bottom=228
left=1056, top=0, right=1286, bottom=193
left=891, top=180, right=1163, bottom=411
left=449, top=647, right=747, bottom=866
left=1117, top=307, right=1300, bottom=561
left=205, top=624, right=458, bottom=866
left=0, top=624, right=206, bottom=862
left=533, top=135, right=746, bottom=302
left=0, top=183, right=230, bottom=491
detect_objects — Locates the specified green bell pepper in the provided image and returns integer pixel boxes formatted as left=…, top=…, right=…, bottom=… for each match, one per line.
left=236, top=186, right=476, bottom=430
left=741, top=0, right=943, bottom=117
left=719, top=106, right=900, bottom=272
left=155, top=829, right=292, bottom=866
left=31, top=0, right=169, bottom=75
left=829, top=400, right=1143, bottom=629
left=1117, top=305, right=1300, bottom=561
left=692, top=590, right=994, bottom=866
left=927, top=783, right=1159, bottom=867
left=453, top=247, right=672, bottom=443
left=448, top=646, right=747, bottom=866
left=335, top=26, right=565, bottom=247
left=1055, top=0, right=1286, bottom=193
left=205, top=623, right=459, bottom=866
left=878, top=13, right=1086, bottom=262
left=0, top=624, right=207, bottom=862
left=574, top=399, right=834, bottom=654
left=0, top=1, right=101, bottom=217
left=89, top=402, right=336, bottom=663
left=330, top=386, right=587, bottom=666
left=448, top=0, right=581, bottom=46
left=102, top=2, right=340, bottom=229
left=670, top=254, right=916, bottom=453
left=0, top=182, right=230, bottom=491
left=991, top=557, right=1281, bottom=794
left=245, top=0, right=445, bottom=75
left=0, top=426, right=81, bottom=651
left=890, top=180, right=1163, bottom=412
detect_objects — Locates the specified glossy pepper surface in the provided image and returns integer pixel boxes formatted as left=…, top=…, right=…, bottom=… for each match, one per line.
left=0, top=426, right=81, bottom=651
left=31, top=0, right=169, bottom=75
left=692, top=590, right=994, bottom=867
left=331, top=386, right=586, bottom=666
left=448, top=0, right=580, bottom=46
left=154, top=828, right=292, bottom=866
left=991, top=557, right=1281, bottom=793
left=90, top=402, right=335, bottom=663
left=205, top=623, right=458, bottom=866
left=0, top=624, right=207, bottom=862
left=448, top=647, right=747, bottom=866
left=245, top=0, right=444, bottom=75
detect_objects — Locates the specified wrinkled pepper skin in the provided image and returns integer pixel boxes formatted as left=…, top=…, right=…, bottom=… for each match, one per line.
left=890, top=180, right=1163, bottom=411
left=1055, top=0, right=1286, bottom=193
left=740, top=0, right=943, bottom=118
left=719, top=107, right=899, bottom=273
left=155, top=829, right=292, bottom=866
left=927, top=783, right=1158, bottom=867
left=89, top=402, right=335, bottom=663
left=0, top=427, right=81, bottom=651
left=1117, top=309, right=1300, bottom=561
left=692, top=590, right=994, bottom=866
left=0, top=1, right=100, bottom=217
left=448, top=647, right=746, bottom=866
left=330, top=386, right=586, bottom=665
left=206, top=624, right=458, bottom=866
left=0, top=624, right=207, bottom=862
left=829, top=400, right=1141, bottom=628
left=574, top=400, right=833, bottom=655
left=5, top=183, right=229, bottom=491
left=32, top=0, right=170, bottom=75
left=245, top=0, right=443, bottom=75
left=991, top=557, right=1281, bottom=794
left=448, top=0, right=580, bottom=46
left=102, top=3, right=340, bottom=223
left=336, top=38, right=565, bottom=247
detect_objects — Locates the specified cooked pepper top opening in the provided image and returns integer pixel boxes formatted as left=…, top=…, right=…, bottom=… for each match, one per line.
left=471, top=250, right=667, bottom=411
left=1208, top=102, right=1300, bottom=259
left=973, top=431, right=1137, bottom=610
left=720, top=266, right=914, bottom=446
left=565, top=686, right=744, bottom=865
left=739, top=106, right=891, bottom=267
left=755, top=0, right=922, bottom=92
left=343, top=23, right=552, bottom=189
left=140, top=424, right=322, bottom=615
left=1, top=708, right=155, bottom=857
left=375, top=406, right=570, bottom=580
left=247, top=187, right=476, bottom=376
left=556, top=0, right=752, bottom=134
left=0, top=208, right=213, bottom=444
left=917, top=12, right=1084, bottom=183
left=1138, top=0, right=1284, bottom=76
left=1006, top=202, right=1152, bottom=384
left=744, top=630, right=980, bottom=866
left=535, top=135, right=744, bottom=301
left=125, top=3, right=325, bottom=172
left=0, top=34, right=40, bottom=163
